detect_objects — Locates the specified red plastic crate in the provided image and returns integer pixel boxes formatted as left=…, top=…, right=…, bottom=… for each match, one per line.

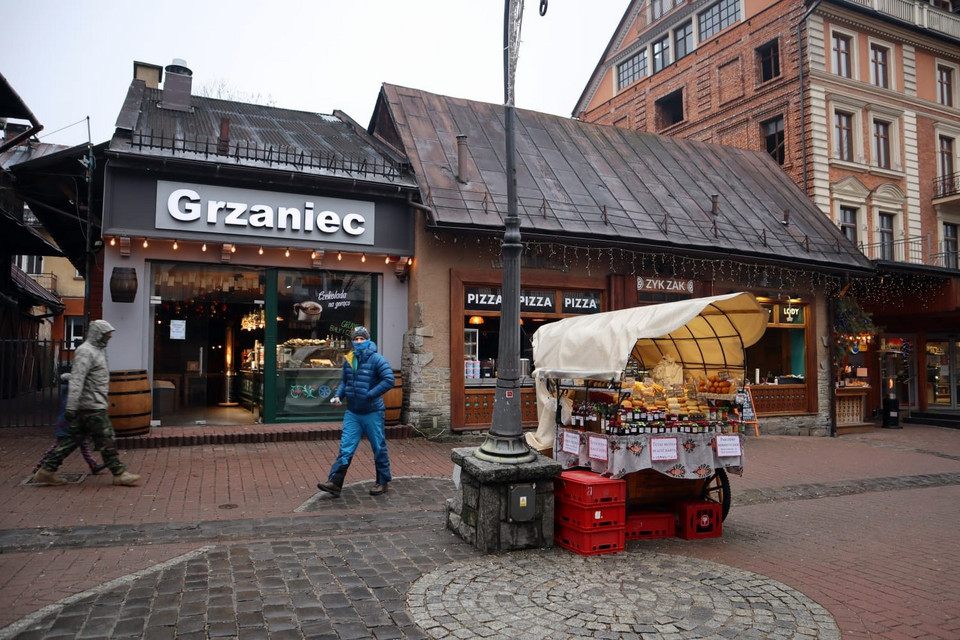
left=553, top=470, right=627, bottom=506
left=624, top=511, right=675, bottom=540
left=674, top=500, right=722, bottom=540
left=556, top=498, right=626, bottom=531
left=554, top=523, right=625, bottom=556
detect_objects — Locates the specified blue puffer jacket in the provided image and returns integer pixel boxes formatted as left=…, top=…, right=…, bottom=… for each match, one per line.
left=335, top=341, right=394, bottom=415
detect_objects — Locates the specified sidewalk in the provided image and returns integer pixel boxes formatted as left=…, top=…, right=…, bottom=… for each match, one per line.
left=0, top=424, right=958, bottom=639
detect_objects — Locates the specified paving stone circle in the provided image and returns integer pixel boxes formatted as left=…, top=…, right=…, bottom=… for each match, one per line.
left=408, top=548, right=840, bottom=640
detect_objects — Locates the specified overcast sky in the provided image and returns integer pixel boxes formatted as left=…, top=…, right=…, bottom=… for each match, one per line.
left=2, top=1, right=630, bottom=148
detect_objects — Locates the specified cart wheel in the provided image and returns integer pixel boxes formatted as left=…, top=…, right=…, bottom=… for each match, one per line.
left=701, top=468, right=731, bottom=521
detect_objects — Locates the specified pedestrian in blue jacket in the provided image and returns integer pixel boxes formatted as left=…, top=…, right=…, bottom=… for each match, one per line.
left=317, top=326, right=394, bottom=497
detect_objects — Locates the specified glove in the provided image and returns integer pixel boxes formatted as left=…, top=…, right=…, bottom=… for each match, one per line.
left=64, top=410, right=77, bottom=422
left=330, top=397, right=342, bottom=406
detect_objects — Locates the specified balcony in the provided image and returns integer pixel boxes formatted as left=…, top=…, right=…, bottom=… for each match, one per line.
left=27, top=272, right=58, bottom=295
left=844, top=0, right=960, bottom=39
left=859, top=235, right=958, bottom=269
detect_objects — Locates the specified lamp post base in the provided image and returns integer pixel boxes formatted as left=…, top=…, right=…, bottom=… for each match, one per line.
left=474, top=433, right=537, bottom=464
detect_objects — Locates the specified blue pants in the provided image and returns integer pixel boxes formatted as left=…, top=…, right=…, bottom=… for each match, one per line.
left=328, top=410, right=392, bottom=487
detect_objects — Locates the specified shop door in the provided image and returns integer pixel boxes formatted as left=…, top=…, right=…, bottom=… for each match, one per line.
left=152, top=263, right=264, bottom=425
left=926, top=339, right=957, bottom=409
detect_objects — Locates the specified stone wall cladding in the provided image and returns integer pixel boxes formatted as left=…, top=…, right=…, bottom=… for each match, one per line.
left=402, top=324, right=452, bottom=439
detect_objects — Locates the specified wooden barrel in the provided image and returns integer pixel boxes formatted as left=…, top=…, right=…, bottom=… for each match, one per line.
left=383, top=370, right=403, bottom=425
left=108, top=370, right=152, bottom=436
left=109, top=267, right=138, bottom=303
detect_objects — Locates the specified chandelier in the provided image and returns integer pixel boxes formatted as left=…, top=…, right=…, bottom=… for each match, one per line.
left=241, top=309, right=265, bottom=331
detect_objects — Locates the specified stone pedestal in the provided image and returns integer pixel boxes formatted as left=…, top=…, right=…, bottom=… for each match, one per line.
left=447, top=447, right=562, bottom=553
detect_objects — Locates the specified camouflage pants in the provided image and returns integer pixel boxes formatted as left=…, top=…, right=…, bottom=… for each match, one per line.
left=41, top=411, right=125, bottom=475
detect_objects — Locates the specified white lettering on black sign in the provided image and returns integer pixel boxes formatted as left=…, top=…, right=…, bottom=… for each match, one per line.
left=637, top=277, right=694, bottom=293
left=156, top=181, right=375, bottom=245
left=562, top=292, right=601, bottom=314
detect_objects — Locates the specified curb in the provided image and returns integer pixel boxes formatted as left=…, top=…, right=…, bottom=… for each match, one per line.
left=115, top=423, right=415, bottom=449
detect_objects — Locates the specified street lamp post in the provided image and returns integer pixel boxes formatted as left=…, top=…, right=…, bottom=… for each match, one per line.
left=475, top=0, right=538, bottom=464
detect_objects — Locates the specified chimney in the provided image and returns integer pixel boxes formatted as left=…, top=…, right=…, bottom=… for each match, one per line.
left=217, top=117, right=230, bottom=154
left=456, top=135, right=469, bottom=183
left=132, top=61, right=163, bottom=89
left=160, top=58, right=193, bottom=112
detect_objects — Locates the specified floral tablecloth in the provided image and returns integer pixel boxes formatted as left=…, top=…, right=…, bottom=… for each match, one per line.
left=554, top=428, right=745, bottom=480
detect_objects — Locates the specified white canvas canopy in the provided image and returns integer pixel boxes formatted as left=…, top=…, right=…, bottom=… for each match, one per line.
left=526, top=292, right=768, bottom=450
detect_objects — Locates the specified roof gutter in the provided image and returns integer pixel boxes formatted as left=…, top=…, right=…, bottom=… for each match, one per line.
left=407, top=193, right=436, bottom=225
left=798, top=0, right=823, bottom=194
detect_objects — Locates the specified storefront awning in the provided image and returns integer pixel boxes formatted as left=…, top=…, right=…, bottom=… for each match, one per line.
left=531, top=292, right=767, bottom=381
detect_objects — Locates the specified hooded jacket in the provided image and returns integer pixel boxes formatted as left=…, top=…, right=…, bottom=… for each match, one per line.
left=66, top=320, right=115, bottom=414
left=335, top=340, right=394, bottom=415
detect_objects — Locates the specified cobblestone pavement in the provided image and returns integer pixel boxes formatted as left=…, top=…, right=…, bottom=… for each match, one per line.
left=1, top=424, right=959, bottom=639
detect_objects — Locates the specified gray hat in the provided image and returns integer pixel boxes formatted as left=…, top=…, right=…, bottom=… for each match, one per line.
left=352, top=326, right=370, bottom=340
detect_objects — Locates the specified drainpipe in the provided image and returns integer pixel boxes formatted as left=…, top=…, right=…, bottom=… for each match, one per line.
left=407, top=193, right=436, bottom=225
left=798, top=0, right=823, bottom=196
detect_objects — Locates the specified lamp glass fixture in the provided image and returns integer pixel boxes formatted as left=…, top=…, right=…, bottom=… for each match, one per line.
left=468, top=315, right=484, bottom=325
left=142, top=238, right=149, bottom=248
left=172, top=240, right=178, bottom=250
left=231, top=244, right=236, bottom=253
left=361, top=253, right=366, bottom=263
left=284, top=248, right=290, bottom=258
left=385, top=255, right=391, bottom=264
left=109, top=237, right=116, bottom=247
left=201, top=243, right=207, bottom=252
left=258, top=246, right=264, bottom=255
left=337, top=251, right=342, bottom=261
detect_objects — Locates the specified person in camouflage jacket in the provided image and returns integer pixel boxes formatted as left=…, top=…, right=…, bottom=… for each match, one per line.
left=33, top=320, right=141, bottom=487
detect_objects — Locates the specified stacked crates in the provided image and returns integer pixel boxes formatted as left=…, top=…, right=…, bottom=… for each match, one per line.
left=553, top=470, right=626, bottom=556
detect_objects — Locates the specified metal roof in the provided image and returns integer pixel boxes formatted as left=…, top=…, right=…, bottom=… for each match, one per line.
left=373, top=83, right=874, bottom=275
left=110, top=82, right=416, bottom=189
left=9, top=263, right=63, bottom=313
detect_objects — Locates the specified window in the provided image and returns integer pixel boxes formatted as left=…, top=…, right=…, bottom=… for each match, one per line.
left=762, top=116, right=785, bottom=164
left=835, top=111, right=854, bottom=161
left=652, top=36, right=670, bottom=73
left=675, top=22, right=694, bottom=61
left=14, top=255, right=43, bottom=274
left=940, top=135, right=955, bottom=178
left=874, top=120, right=891, bottom=169
left=840, top=206, right=859, bottom=244
left=655, top=90, right=685, bottom=129
left=832, top=32, right=852, bottom=78
left=757, top=40, right=780, bottom=82
left=617, top=51, right=647, bottom=90
left=65, top=317, right=85, bottom=349
left=870, top=44, right=890, bottom=89
left=651, top=0, right=677, bottom=20
left=698, top=0, right=740, bottom=41
left=879, top=213, right=895, bottom=261
left=945, top=222, right=958, bottom=269
left=938, top=64, right=954, bottom=107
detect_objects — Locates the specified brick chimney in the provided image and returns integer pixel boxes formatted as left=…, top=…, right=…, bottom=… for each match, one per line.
left=160, top=59, right=193, bottom=112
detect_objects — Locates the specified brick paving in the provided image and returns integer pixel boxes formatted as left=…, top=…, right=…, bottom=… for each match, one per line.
left=0, top=423, right=958, bottom=638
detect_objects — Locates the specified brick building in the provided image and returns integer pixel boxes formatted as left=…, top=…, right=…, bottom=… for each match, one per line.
left=577, top=0, right=960, bottom=424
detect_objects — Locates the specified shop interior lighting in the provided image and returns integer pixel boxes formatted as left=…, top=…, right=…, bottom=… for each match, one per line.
left=201, top=243, right=208, bottom=252
left=361, top=253, right=366, bottom=263
left=284, top=248, right=290, bottom=258
left=142, top=238, right=149, bottom=249
left=468, top=315, right=484, bottom=325
left=337, top=251, right=342, bottom=261
left=385, top=255, right=392, bottom=264
left=258, top=246, right=264, bottom=255
left=172, top=240, right=179, bottom=250
left=119, top=236, right=131, bottom=257
left=109, top=237, right=116, bottom=247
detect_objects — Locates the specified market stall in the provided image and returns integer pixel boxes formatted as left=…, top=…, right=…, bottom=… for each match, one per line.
left=528, top=292, right=768, bottom=519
